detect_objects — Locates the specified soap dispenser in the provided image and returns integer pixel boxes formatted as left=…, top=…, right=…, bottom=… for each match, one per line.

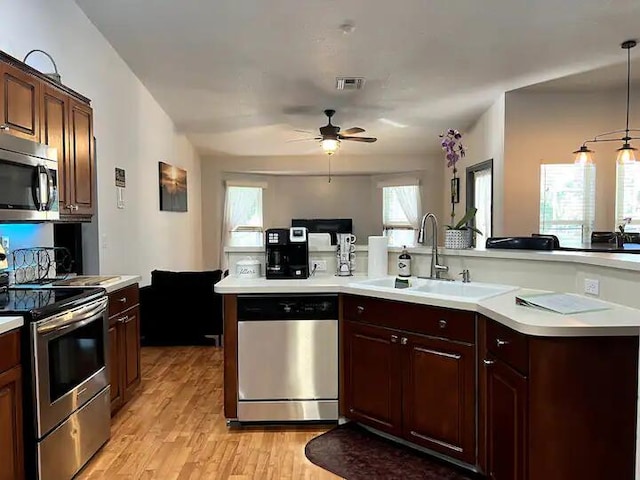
left=398, top=246, right=411, bottom=278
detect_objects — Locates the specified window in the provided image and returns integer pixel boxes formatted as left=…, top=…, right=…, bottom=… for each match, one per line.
left=615, top=163, right=640, bottom=232
left=223, top=185, right=264, bottom=247
left=539, top=164, right=595, bottom=246
left=466, top=160, right=493, bottom=246
left=382, top=184, right=421, bottom=247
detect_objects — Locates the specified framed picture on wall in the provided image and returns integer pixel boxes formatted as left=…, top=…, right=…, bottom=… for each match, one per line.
left=451, top=177, right=460, bottom=204
left=159, top=161, right=188, bottom=212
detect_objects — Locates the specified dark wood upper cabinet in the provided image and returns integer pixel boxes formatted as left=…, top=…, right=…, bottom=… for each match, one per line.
left=0, top=62, right=40, bottom=142
left=69, top=99, right=94, bottom=217
left=343, top=320, right=402, bottom=436
left=41, top=86, right=71, bottom=210
left=402, top=333, right=475, bottom=464
left=485, top=356, right=528, bottom=480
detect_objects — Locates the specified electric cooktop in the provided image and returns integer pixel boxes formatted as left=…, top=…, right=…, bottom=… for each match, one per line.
left=0, top=287, right=104, bottom=320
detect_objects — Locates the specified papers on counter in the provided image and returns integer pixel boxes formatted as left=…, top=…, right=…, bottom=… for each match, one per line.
left=515, top=292, right=611, bottom=315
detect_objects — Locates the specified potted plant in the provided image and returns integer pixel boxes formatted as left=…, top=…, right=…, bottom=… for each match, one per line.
left=445, top=207, right=482, bottom=249
left=440, top=129, right=482, bottom=248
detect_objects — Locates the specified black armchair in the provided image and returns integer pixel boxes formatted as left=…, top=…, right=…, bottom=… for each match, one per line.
left=140, top=269, right=225, bottom=346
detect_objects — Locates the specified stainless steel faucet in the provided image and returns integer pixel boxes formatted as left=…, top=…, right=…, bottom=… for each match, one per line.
left=418, top=213, right=449, bottom=279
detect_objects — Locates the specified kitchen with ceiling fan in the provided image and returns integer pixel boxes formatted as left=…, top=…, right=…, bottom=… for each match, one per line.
left=2, top=1, right=640, bottom=480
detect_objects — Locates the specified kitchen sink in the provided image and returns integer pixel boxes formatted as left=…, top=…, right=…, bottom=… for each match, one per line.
left=349, top=276, right=516, bottom=301
left=410, top=280, right=517, bottom=300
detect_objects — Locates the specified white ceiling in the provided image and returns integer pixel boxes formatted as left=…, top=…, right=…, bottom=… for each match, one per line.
left=74, top=0, right=640, bottom=157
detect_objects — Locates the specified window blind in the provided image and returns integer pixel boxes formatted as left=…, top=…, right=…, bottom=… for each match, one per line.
left=615, top=163, right=640, bottom=232
left=539, top=164, right=595, bottom=246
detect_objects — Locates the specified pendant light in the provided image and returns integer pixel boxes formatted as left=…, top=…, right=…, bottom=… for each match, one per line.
left=574, top=40, right=639, bottom=165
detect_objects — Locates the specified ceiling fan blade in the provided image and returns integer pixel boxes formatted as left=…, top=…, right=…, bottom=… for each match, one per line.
left=293, top=129, right=315, bottom=134
left=339, top=136, right=377, bottom=143
left=339, top=127, right=365, bottom=135
left=285, top=137, right=321, bottom=143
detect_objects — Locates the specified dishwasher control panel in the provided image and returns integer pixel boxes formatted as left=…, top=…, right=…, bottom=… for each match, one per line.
left=237, top=294, right=338, bottom=320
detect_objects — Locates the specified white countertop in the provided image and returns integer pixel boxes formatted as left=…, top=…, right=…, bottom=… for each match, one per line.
left=95, top=275, right=141, bottom=293
left=215, top=275, right=640, bottom=337
left=0, top=316, right=23, bottom=335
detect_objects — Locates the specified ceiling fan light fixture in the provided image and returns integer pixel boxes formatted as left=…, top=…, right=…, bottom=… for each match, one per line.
left=617, top=143, right=637, bottom=164
left=573, top=145, right=594, bottom=165
left=322, top=138, right=340, bottom=155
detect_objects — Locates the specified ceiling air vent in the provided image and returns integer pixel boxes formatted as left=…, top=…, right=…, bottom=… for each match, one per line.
left=336, top=77, right=365, bottom=90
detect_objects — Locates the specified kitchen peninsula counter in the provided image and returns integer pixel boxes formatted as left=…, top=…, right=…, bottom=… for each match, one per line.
left=216, top=275, right=640, bottom=337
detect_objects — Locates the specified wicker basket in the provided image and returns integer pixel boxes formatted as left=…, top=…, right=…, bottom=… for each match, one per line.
left=444, top=229, right=472, bottom=249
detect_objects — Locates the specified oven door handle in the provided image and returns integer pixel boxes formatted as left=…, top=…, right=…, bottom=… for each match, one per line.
left=36, top=297, right=108, bottom=335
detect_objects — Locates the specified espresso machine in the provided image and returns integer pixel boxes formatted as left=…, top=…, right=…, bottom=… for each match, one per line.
left=265, top=227, right=309, bottom=279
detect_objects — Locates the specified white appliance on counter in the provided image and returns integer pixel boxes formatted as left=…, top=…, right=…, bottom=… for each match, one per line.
left=236, top=294, right=338, bottom=422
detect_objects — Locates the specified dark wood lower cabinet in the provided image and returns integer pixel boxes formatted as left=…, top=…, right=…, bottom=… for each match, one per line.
left=0, top=330, right=23, bottom=480
left=402, top=334, right=475, bottom=463
left=343, top=314, right=476, bottom=464
left=485, top=356, right=527, bottom=480
left=109, top=285, right=141, bottom=415
left=344, top=320, right=402, bottom=436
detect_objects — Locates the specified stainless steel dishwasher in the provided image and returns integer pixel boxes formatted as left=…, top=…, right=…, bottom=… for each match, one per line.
left=237, top=294, right=339, bottom=422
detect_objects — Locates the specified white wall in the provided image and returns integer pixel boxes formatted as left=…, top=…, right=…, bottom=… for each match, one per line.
left=503, top=90, right=630, bottom=236
left=202, top=154, right=443, bottom=269
left=443, top=95, right=506, bottom=235
left=0, top=0, right=203, bottom=285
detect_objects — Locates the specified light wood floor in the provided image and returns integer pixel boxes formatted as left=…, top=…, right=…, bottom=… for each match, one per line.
left=78, top=346, right=340, bottom=480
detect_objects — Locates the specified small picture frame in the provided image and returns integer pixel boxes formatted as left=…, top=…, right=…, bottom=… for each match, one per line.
left=451, top=177, right=460, bottom=204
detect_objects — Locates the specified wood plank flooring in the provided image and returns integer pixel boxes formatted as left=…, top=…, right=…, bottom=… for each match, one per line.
left=78, top=346, right=339, bottom=480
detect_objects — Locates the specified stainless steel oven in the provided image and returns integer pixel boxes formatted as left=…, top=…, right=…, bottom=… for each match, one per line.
left=0, top=133, right=59, bottom=221
left=31, top=295, right=110, bottom=480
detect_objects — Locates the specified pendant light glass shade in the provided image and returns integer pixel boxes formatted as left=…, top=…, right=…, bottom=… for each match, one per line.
left=573, top=146, right=594, bottom=165
left=321, top=138, right=340, bottom=155
left=616, top=143, right=637, bottom=164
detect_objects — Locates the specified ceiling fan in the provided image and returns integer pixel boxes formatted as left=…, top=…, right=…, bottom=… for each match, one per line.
left=290, top=109, right=377, bottom=155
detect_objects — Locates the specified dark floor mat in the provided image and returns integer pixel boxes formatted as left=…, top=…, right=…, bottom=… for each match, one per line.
left=305, top=423, right=479, bottom=480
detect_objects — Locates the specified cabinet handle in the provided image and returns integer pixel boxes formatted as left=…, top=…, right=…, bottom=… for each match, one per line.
left=356, top=306, right=365, bottom=314
left=438, top=319, right=447, bottom=329
left=496, top=338, right=509, bottom=347
left=118, top=315, right=128, bottom=324
left=483, top=359, right=496, bottom=366
left=72, top=205, right=79, bottom=211
left=0, top=125, right=8, bottom=131
left=390, top=334, right=398, bottom=343
left=400, top=337, right=408, bottom=345
left=117, top=297, right=127, bottom=303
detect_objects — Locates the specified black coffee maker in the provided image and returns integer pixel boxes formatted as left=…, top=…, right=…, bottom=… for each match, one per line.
left=265, top=227, right=309, bottom=279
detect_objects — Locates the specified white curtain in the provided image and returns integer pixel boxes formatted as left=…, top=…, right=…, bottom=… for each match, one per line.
left=395, top=185, right=422, bottom=231
left=474, top=169, right=492, bottom=244
left=220, top=185, right=263, bottom=268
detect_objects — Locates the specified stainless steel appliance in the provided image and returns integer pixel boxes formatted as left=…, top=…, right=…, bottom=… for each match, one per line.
left=0, top=287, right=110, bottom=480
left=291, top=218, right=353, bottom=245
left=265, top=227, right=309, bottom=279
left=236, top=294, right=339, bottom=422
left=0, top=133, right=59, bottom=221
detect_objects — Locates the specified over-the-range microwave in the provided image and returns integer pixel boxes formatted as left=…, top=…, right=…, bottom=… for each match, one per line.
left=0, top=132, right=59, bottom=221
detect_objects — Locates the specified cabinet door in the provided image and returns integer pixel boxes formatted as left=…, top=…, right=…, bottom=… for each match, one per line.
left=343, top=320, right=402, bottom=436
left=108, top=322, right=123, bottom=414
left=69, top=99, right=94, bottom=216
left=0, top=63, right=40, bottom=141
left=122, top=306, right=141, bottom=401
left=41, top=86, right=71, bottom=210
left=0, top=365, right=23, bottom=480
left=402, top=334, right=475, bottom=463
left=486, top=357, right=528, bottom=480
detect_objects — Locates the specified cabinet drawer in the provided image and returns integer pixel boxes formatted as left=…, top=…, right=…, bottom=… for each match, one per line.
left=343, top=295, right=475, bottom=344
left=486, top=319, right=528, bottom=375
left=108, top=284, right=139, bottom=318
left=0, top=330, right=20, bottom=374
